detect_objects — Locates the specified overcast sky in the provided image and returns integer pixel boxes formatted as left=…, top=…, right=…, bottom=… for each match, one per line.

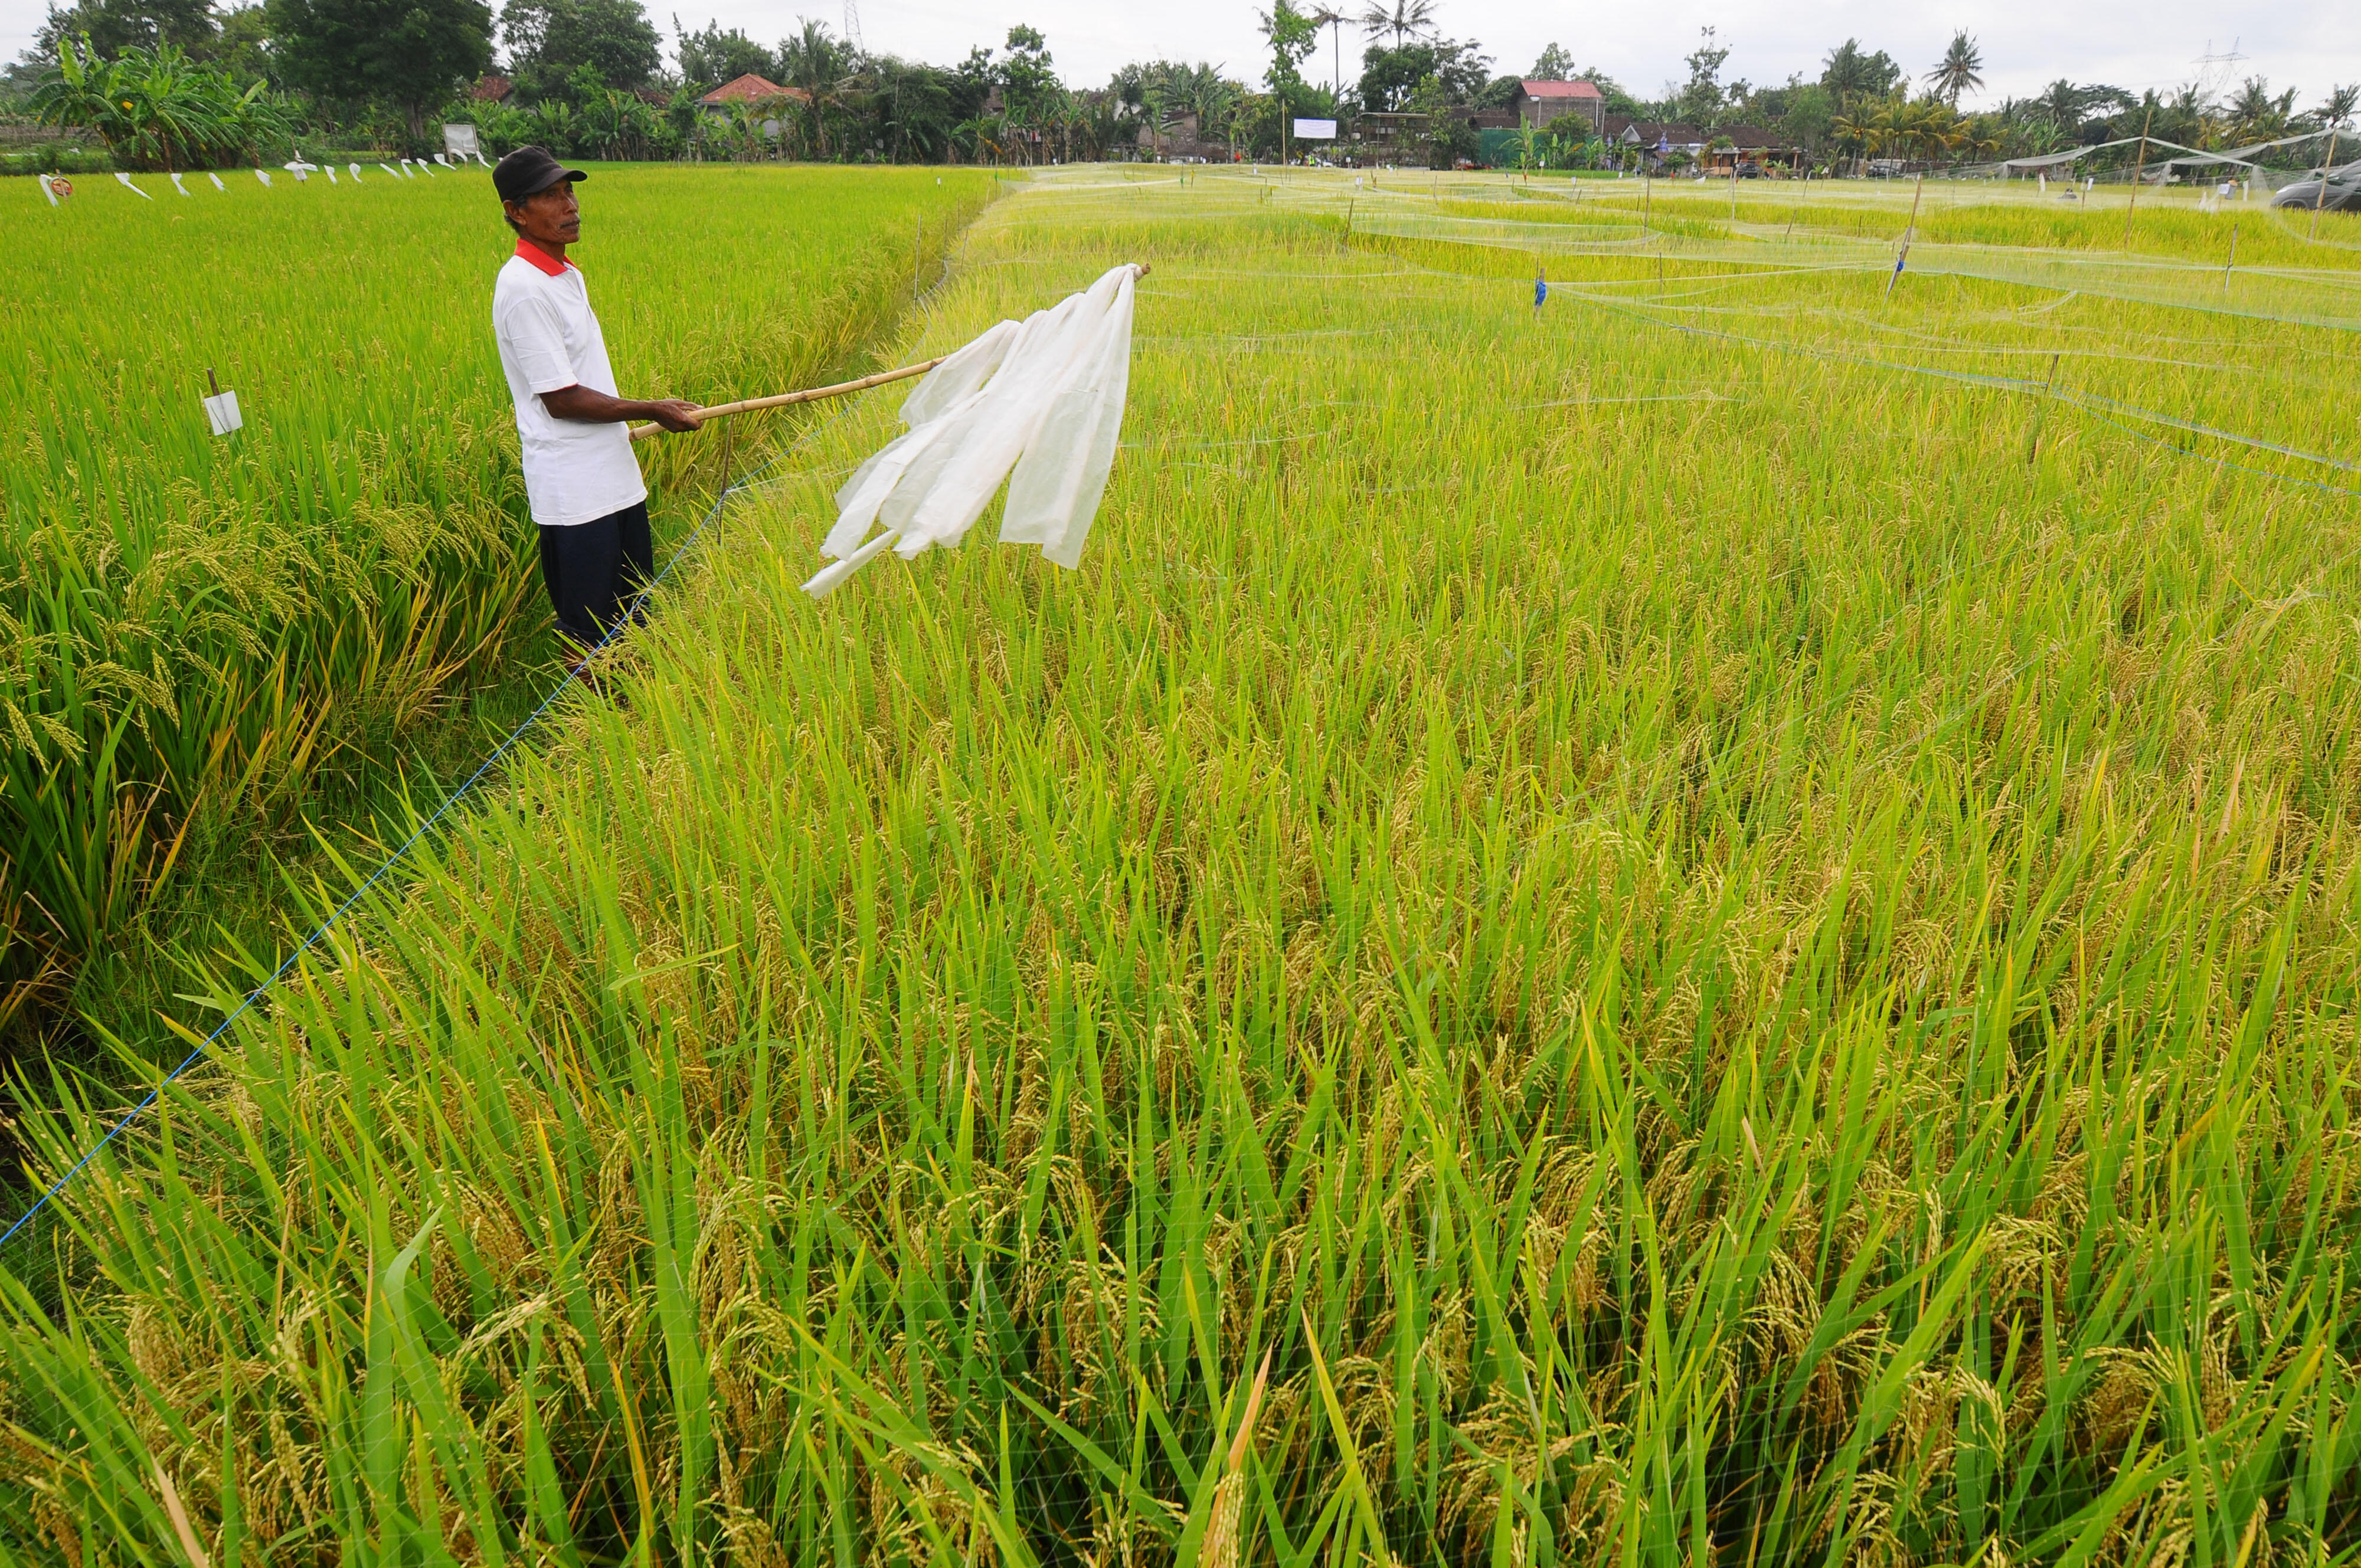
left=6, top=0, right=2357, bottom=112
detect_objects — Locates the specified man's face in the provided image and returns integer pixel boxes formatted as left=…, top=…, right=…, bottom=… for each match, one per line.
left=507, top=181, right=581, bottom=248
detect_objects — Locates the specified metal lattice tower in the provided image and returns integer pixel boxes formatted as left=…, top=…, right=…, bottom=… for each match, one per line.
left=842, top=0, right=864, bottom=51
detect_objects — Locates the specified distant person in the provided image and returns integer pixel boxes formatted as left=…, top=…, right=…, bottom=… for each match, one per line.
left=490, top=145, right=703, bottom=669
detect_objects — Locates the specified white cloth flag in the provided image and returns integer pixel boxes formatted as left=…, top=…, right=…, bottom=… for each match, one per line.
left=323, top=165, right=338, bottom=184
left=255, top=168, right=273, bottom=187
left=208, top=172, right=225, bottom=191
left=169, top=172, right=189, bottom=195
left=349, top=162, right=362, bottom=181
left=380, top=163, right=400, bottom=178
left=805, top=263, right=1141, bottom=597
left=40, top=175, right=59, bottom=207
left=115, top=172, right=152, bottom=199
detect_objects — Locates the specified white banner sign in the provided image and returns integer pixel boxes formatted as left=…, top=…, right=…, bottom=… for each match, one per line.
left=1293, top=118, right=1338, bottom=140
left=443, top=123, right=481, bottom=156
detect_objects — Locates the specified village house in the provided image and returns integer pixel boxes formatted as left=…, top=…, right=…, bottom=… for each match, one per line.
left=1701, top=126, right=1801, bottom=175
left=1510, top=80, right=1605, bottom=135
left=1604, top=117, right=1706, bottom=169
left=698, top=74, right=809, bottom=120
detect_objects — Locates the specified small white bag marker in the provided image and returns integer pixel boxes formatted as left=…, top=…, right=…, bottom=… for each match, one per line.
left=115, top=172, right=152, bottom=199
left=202, top=368, right=243, bottom=437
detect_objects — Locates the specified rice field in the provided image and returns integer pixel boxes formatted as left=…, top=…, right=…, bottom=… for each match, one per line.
left=4, top=166, right=2361, bottom=1563
left=0, top=163, right=990, bottom=1031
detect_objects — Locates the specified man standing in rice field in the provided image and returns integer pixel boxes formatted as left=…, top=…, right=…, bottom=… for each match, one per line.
left=491, top=146, right=704, bottom=669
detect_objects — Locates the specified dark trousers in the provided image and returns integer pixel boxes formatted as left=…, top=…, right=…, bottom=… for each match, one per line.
left=538, top=499, right=652, bottom=652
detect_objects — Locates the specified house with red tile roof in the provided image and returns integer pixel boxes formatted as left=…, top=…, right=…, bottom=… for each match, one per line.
left=1512, top=81, right=1605, bottom=135
left=698, top=74, right=809, bottom=110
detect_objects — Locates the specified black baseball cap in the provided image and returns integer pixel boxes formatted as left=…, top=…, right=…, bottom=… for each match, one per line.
left=493, top=145, right=587, bottom=204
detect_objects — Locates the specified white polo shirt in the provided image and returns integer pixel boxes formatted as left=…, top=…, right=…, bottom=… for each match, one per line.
left=491, top=240, right=648, bottom=527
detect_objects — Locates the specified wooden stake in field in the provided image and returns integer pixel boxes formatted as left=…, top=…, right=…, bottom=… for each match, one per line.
left=629, top=356, right=949, bottom=443
left=2316, top=128, right=2342, bottom=241
left=913, top=214, right=923, bottom=302
left=2224, top=222, right=2237, bottom=296
left=2124, top=104, right=2153, bottom=249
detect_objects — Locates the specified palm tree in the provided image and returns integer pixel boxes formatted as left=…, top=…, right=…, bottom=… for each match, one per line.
left=2320, top=84, right=2359, bottom=132
left=2227, top=77, right=2297, bottom=142
left=1926, top=31, right=1983, bottom=107
left=1359, top=0, right=1435, bottom=50
left=779, top=18, right=848, bottom=158
left=1309, top=8, right=1348, bottom=96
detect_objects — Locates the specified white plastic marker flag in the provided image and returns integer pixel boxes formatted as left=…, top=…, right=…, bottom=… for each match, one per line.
left=208, top=172, right=225, bottom=191
left=115, top=172, right=153, bottom=199
left=202, top=375, right=242, bottom=437
left=169, top=172, right=189, bottom=195
left=283, top=160, right=313, bottom=182
left=349, top=162, right=362, bottom=181
left=40, top=174, right=58, bottom=207
left=805, top=263, right=1142, bottom=597
left=433, top=153, right=451, bottom=167
left=379, top=163, right=399, bottom=178
left=476, top=151, right=492, bottom=168
left=398, top=159, right=416, bottom=178
left=255, top=168, right=273, bottom=187
left=323, top=165, right=338, bottom=184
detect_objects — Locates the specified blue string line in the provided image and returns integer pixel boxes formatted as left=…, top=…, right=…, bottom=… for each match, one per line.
left=0, top=432, right=803, bottom=1253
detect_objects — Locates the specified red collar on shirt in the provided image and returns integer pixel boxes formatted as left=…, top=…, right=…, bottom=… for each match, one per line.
left=514, top=238, right=576, bottom=276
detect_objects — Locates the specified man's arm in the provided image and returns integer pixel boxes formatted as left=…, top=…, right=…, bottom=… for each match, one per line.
left=542, top=384, right=704, bottom=432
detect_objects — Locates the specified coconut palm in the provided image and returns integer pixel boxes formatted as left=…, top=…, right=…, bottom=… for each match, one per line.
left=2320, top=84, right=2359, bottom=132
left=1926, top=31, right=1983, bottom=108
left=1359, top=0, right=1436, bottom=49
left=2227, top=77, right=2297, bottom=142
left=1309, top=8, right=1348, bottom=95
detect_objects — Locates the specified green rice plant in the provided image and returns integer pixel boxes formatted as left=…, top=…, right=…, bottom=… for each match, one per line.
left=2, top=166, right=2360, bottom=1562
left=0, top=164, right=992, bottom=1030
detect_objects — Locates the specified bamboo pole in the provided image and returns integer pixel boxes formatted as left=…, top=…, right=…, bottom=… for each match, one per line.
left=2123, top=104, right=2153, bottom=249
left=629, top=357, right=946, bottom=443
left=2315, top=129, right=2341, bottom=240
left=632, top=263, right=1152, bottom=443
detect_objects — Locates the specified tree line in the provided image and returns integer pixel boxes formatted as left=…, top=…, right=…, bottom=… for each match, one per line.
left=5, top=0, right=2355, bottom=173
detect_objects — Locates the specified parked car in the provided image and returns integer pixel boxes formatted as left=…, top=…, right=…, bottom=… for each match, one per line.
left=2270, top=176, right=2361, bottom=212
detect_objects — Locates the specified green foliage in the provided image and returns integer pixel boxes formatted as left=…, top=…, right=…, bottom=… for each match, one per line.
left=0, top=165, right=990, bottom=1036
left=1257, top=0, right=1318, bottom=99
left=1821, top=37, right=1905, bottom=106
left=29, top=0, right=218, bottom=63
left=30, top=34, right=292, bottom=169
left=500, top=0, right=661, bottom=100
left=671, top=15, right=771, bottom=91
left=267, top=0, right=492, bottom=140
